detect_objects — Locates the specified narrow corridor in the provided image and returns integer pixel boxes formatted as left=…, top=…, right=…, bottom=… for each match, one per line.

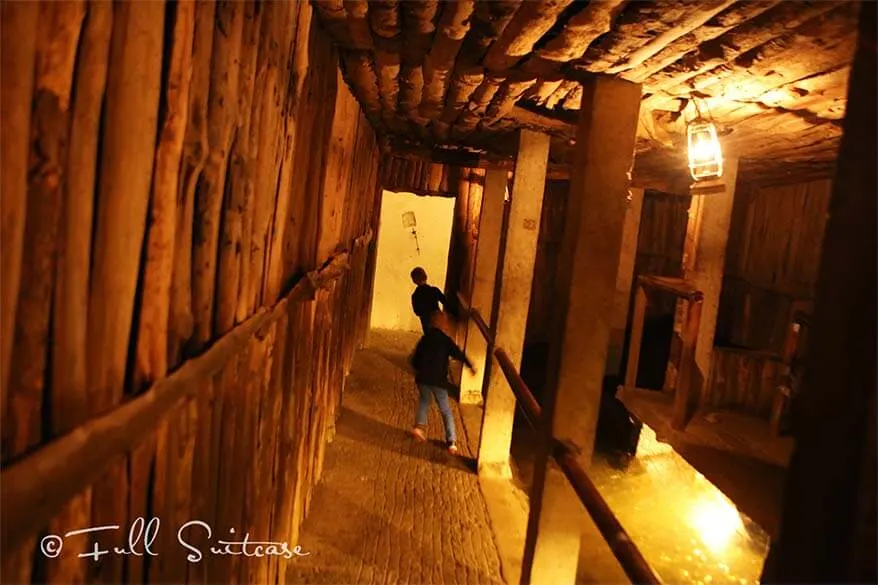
left=285, top=330, right=505, bottom=585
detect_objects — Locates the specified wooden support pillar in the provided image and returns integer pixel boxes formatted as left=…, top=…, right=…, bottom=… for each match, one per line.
left=461, top=168, right=507, bottom=405
left=521, top=76, right=642, bottom=585
left=667, top=159, right=739, bottom=420
left=690, top=161, right=738, bottom=382
left=762, top=3, right=876, bottom=582
left=477, top=130, right=549, bottom=478
left=606, top=187, right=644, bottom=377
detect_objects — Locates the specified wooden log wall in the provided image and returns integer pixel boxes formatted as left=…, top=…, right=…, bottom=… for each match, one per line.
left=716, top=178, right=832, bottom=353
left=444, top=168, right=486, bottom=319
left=525, top=179, right=569, bottom=345
left=704, top=347, right=786, bottom=417
left=633, top=190, right=691, bottom=318
left=0, top=2, right=382, bottom=584
left=521, top=186, right=689, bottom=345
left=380, top=153, right=468, bottom=198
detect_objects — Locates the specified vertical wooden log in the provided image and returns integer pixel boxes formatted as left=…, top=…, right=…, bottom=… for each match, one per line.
left=3, top=2, right=84, bottom=581
left=264, top=0, right=310, bottom=302
left=295, top=30, right=339, bottom=273
left=313, top=74, right=360, bottom=266
left=131, top=3, right=195, bottom=583
left=270, top=310, right=293, bottom=585
left=88, top=0, right=164, bottom=412
left=169, top=0, right=216, bottom=365
left=687, top=160, right=739, bottom=410
left=135, top=0, right=195, bottom=389
left=673, top=299, right=703, bottom=429
left=191, top=0, right=244, bottom=349
left=186, top=374, right=216, bottom=585
left=607, top=186, right=645, bottom=377
left=5, top=0, right=84, bottom=459
left=235, top=0, right=271, bottom=324
left=87, top=3, right=165, bottom=582
left=361, top=184, right=384, bottom=347
left=0, top=0, right=38, bottom=406
left=289, top=302, right=316, bottom=545
left=216, top=0, right=263, bottom=334
left=207, top=348, right=246, bottom=583
left=624, top=284, right=648, bottom=389
left=46, top=2, right=112, bottom=582
left=247, top=0, right=299, bottom=312
left=229, top=340, right=258, bottom=583
left=245, top=323, right=277, bottom=585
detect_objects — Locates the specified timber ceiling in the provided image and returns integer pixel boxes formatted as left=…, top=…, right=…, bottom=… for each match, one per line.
left=313, top=0, right=861, bottom=187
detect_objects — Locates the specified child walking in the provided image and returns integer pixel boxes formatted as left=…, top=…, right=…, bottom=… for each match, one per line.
left=410, top=267, right=447, bottom=333
left=409, top=311, right=475, bottom=454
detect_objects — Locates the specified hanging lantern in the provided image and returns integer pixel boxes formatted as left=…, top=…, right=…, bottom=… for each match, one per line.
left=687, top=119, right=723, bottom=181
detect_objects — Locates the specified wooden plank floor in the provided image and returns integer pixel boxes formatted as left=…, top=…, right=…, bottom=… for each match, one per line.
left=618, top=386, right=795, bottom=468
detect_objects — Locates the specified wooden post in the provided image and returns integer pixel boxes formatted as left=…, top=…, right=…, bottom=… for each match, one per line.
left=477, top=129, right=549, bottom=478
left=0, top=1, right=38, bottom=404
left=762, top=3, right=876, bottom=581
left=47, top=3, right=112, bottom=581
left=521, top=76, right=642, bottom=585
left=191, top=0, right=244, bottom=349
left=672, top=298, right=703, bottom=429
left=87, top=3, right=165, bottom=582
left=673, top=159, right=739, bottom=413
left=607, top=187, right=644, bottom=377
left=460, top=167, right=507, bottom=405
left=624, top=284, right=648, bottom=389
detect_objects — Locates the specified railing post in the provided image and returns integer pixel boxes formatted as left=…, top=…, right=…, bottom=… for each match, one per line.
left=624, top=282, right=648, bottom=390
left=461, top=168, right=507, bottom=405
left=521, top=76, right=642, bottom=585
left=477, top=129, right=549, bottom=478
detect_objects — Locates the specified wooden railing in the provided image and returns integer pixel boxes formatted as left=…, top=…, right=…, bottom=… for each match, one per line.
left=458, top=294, right=661, bottom=585
left=1, top=231, right=371, bottom=556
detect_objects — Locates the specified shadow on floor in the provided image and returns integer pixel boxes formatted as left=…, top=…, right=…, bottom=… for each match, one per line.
left=336, top=406, right=477, bottom=474
left=367, top=344, right=416, bottom=376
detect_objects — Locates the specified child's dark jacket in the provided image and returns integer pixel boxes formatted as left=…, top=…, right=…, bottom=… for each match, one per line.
left=410, top=328, right=473, bottom=390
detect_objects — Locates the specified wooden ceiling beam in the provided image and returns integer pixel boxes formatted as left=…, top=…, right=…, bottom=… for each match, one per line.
left=642, top=1, right=837, bottom=94
left=621, top=1, right=781, bottom=83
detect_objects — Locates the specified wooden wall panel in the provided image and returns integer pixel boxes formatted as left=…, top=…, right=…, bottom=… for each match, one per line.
left=705, top=348, right=785, bottom=417
left=381, top=153, right=468, bottom=197
left=717, top=179, right=832, bottom=353
left=444, top=168, right=485, bottom=320
left=0, top=2, right=383, bottom=583
left=525, top=179, right=569, bottom=345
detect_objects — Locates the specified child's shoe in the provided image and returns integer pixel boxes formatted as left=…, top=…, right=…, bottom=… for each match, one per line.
left=447, top=442, right=459, bottom=455
left=411, top=426, right=427, bottom=442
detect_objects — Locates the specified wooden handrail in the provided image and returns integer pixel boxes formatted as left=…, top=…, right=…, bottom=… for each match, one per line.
left=494, top=347, right=542, bottom=428
left=458, top=301, right=662, bottom=585
left=0, top=232, right=371, bottom=555
left=553, top=445, right=662, bottom=585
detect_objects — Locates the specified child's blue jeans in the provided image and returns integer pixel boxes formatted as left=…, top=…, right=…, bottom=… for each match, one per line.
left=415, top=383, right=457, bottom=443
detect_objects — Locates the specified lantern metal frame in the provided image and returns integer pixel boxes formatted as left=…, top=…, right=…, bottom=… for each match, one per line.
left=687, top=118, right=724, bottom=181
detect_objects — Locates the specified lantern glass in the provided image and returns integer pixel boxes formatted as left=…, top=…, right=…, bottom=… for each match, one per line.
left=687, top=120, right=723, bottom=181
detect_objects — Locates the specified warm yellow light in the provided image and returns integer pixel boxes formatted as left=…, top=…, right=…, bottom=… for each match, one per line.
left=687, top=120, right=723, bottom=181
left=635, top=424, right=673, bottom=458
left=688, top=492, right=745, bottom=553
